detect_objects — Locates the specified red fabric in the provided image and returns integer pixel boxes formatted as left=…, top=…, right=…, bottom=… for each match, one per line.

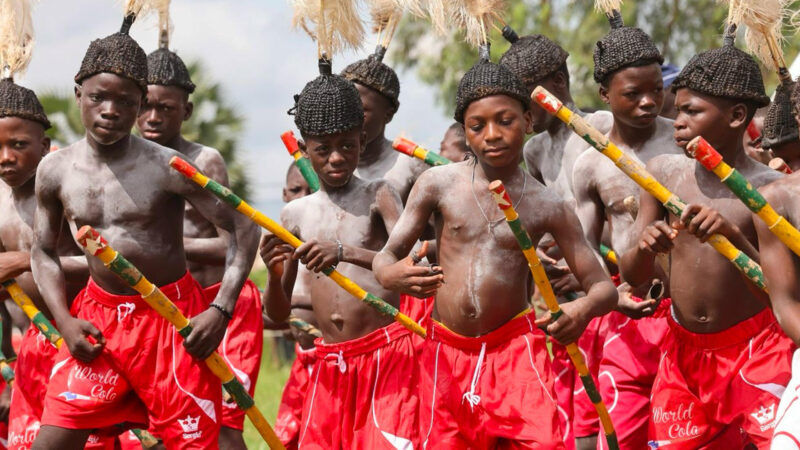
left=595, top=298, right=671, bottom=450
left=298, top=321, right=419, bottom=449
left=41, top=272, right=222, bottom=449
left=275, top=344, right=316, bottom=449
left=648, top=307, right=795, bottom=449
left=399, top=294, right=434, bottom=351
left=420, top=311, right=565, bottom=449
left=203, top=279, right=263, bottom=431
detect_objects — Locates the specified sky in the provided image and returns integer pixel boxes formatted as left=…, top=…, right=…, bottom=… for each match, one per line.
left=22, top=0, right=452, bottom=218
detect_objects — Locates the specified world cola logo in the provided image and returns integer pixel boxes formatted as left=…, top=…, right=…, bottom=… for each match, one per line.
left=70, top=365, right=122, bottom=402
left=652, top=402, right=703, bottom=441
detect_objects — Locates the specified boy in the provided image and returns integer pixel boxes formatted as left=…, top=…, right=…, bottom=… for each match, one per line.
left=260, top=63, right=417, bottom=448
left=30, top=23, right=259, bottom=449
left=439, top=122, right=469, bottom=163
left=762, top=83, right=800, bottom=172
left=135, top=45, right=263, bottom=449
left=621, top=35, right=794, bottom=448
left=373, top=56, right=617, bottom=449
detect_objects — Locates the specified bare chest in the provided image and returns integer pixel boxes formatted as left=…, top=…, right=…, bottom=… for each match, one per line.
left=0, top=197, right=33, bottom=251
left=294, top=200, right=386, bottom=250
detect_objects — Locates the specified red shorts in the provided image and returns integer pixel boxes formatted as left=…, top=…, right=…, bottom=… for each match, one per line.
left=275, top=344, right=316, bottom=449
left=552, top=315, right=604, bottom=449
left=41, top=272, right=222, bottom=449
left=420, top=311, right=565, bottom=449
left=204, top=279, right=263, bottom=431
left=648, top=307, right=795, bottom=449
left=298, top=321, right=419, bottom=449
left=596, top=298, right=670, bottom=450
left=772, top=348, right=800, bottom=448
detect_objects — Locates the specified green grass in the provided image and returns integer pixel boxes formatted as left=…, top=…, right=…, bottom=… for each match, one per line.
left=242, top=333, right=293, bottom=449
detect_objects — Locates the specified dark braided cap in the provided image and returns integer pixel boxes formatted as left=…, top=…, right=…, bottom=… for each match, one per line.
left=0, top=80, right=50, bottom=129
left=454, top=59, right=530, bottom=123
left=762, top=82, right=798, bottom=149
left=341, top=48, right=400, bottom=110
left=593, top=27, right=663, bottom=84
left=791, top=76, right=800, bottom=115
left=147, top=48, right=196, bottom=93
left=74, top=32, right=148, bottom=93
left=671, top=42, right=769, bottom=108
left=292, top=68, right=364, bottom=137
left=499, top=34, right=569, bottom=86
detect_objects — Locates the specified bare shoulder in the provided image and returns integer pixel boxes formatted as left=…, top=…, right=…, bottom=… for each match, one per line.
left=280, top=194, right=318, bottom=235
left=584, top=110, right=613, bottom=133
left=521, top=179, right=571, bottom=225
left=414, top=160, right=468, bottom=193
left=646, top=153, right=689, bottom=180
left=743, top=160, right=783, bottom=188
left=37, top=142, right=81, bottom=188
left=184, top=142, right=227, bottom=176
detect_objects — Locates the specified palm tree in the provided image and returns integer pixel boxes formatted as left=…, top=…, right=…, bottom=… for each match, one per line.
left=38, top=61, right=250, bottom=197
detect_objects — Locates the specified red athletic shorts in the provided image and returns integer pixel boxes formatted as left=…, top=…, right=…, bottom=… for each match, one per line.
left=552, top=315, right=604, bottom=449
left=298, top=321, right=419, bottom=449
left=275, top=343, right=316, bottom=449
left=648, top=307, right=795, bottom=449
left=596, top=298, right=670, bottom=450
left=420, top=311, right=565, bottom=449
left=204, top=279, right=263, bottom=431
left=772, top=348, right=800, bottom=448
left=41, top=272, right=222, bottom=449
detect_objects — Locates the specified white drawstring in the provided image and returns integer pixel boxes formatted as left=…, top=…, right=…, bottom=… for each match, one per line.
left=462, top=342, right=486, bottom=410
left=325, top=350, right=347, bottom=374
left=116, top=302, right=136, bottom=322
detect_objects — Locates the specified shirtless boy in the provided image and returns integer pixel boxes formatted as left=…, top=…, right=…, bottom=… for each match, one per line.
left=373, top=56, right=617, bottom=448
left=439, top=122, right=469, bottom=163
left=135, top=45, right=262, bottom=449
left=621, top=36, right=794, bottom=448
left=30, top=25, right=259, bottom=449
left=260, top=63, right=417, bottom=448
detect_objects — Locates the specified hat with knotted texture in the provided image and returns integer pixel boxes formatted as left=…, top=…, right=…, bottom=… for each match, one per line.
left=762, top=82, right=798, bottom=149
left=292, top=59, right=364, bottom=136
left=499, top=33, right=569, bottom=87
left=74, top=15, right=148, bottom=93
left=0, top=79, right=50, bottom=129
left=146, top=47, right=195, bottom=93
left=341, top=46, right=400, bottom=110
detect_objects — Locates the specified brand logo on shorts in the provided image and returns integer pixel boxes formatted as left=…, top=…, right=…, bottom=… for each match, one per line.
left=178, top=415, right=202, bottom=440
left=652, top=402, right=702, bottom=442
left=751, top=402, right=777, bottom=431
left=8, top=418, right=39, bottom=446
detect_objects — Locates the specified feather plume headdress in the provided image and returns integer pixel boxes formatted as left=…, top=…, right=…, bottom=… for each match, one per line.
left=727, top=0, right=792, bottom=83
left=120, top=0, right=164, bottom=34
left=291, top=0, right=365, bottom=65
left=594, top=0, right=624, bottom=28
left=155, top=0, right=171, bottom=49
left=0, top=0, right=33, bottom=80
left=369, top=0, right=403, bottom=60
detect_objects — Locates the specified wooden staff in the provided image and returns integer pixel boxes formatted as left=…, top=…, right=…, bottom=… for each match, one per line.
left=392, top=136, right=451, bottom=166
left=75, top=226, right=285, bottom=450
left=0, top=321, right=13, bottom=387
left=599, top=244, right=617, bottom=265
left=531, top=86, right=768, bottom=292
left=769, top=158, right=793, bottom=174
left=169, top=157, right=426, bottom=338
left=288, top=314, right=322, bottom=338
left=688, top=136, right=800, bottom=258
left=488, top=180, right=619, bottom=450
left=280, top=131, right=320, bottom=192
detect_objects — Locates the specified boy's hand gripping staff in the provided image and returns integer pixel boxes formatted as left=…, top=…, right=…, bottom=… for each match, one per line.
left=488, top=181, right=619, bottom=450
left=0, top=280, right=63, bottom=348
left=531, top=86, right=768, bottom=292
left=688, top=137, right=800, bottom=258
left=168, top=156, right=426, bottom=338
left=75, top=226, right=285, bottom=450
left=280, top=131, right=320, bottom=192
left=392, top=136, right=451, bottom=166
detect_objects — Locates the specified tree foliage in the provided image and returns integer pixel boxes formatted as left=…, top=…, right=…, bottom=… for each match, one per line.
left=390, top=0, right=800, bottom=115
left=37, top=61, right=250, bottom=197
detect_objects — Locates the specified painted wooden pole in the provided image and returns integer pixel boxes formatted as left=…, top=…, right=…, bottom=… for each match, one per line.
left=688, top=136, right=800, bottom=258
left=288, top=314, right=322, bottom=338
left=280, top=131, right=320, bottom=192
left=599, top=244, right=618, bottom=265
left=769, top=158, right=793, bottom=174
left=392, top=136, right=451, bottom=166
left=0, top=322, right=13, bottom=387
left=169, top=156, right=426, bottom=338
left=0, top=280, right=63, bottom=347
left=488, top=180, right=619, bottom=450
left=75, top=226, right=285, bottom=450
left=531, top=86, right=768, bottom=292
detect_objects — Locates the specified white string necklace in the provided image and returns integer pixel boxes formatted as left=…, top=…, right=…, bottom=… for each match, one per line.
left=471, top=162, right=527, bottom=233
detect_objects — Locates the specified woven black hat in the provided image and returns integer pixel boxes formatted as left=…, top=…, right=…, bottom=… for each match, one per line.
left=499, top=34, right=569, bottom=87
left=147, top=48, right=196, bottom=93
left=762, top=82, right=798, bottom=149
left=593, top=26, right=663, bottom=84
left=454, top=52, right=530, bottom=123
left=74, top=15, right=148, bottom=93
left=672, top=30, right=769, bottom=108
left=341, top=46, right=400, bottom=110
left=292, top=59, right=364, bottom=136
left=791, top=76, right=800, bottom=115
left=0, top=79, right=50, bottom=129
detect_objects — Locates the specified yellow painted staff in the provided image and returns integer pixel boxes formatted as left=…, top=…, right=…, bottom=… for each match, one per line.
left=688, top=136, right=800, bottom=258
left=532, top=86, right=768, bottom=292
left=0, top=321, right=13, bottom=387
left=599, top=244, right=617, bottom=265
left=488, top=180, right=619, bottom=450
left=75, top=226, right=285, bottom=450
left=288, top=314, right=322, bottom=338
left=392, top=136, right=451, bottom=166
left=169, top=156, right=426, bottom=338
left=280, top=131, right=320, bottom=192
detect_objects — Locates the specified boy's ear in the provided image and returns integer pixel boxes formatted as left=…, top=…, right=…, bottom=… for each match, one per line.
left=384, top=108, right=396, bottom=125
left=183, top=101, right=194, bottom=121
left=729, top=103, right=748, bottom=129
left=298, top=138, right=308, bottom=157
left=74, top=85, right=82, bottom=104
left=282, top=186, right=290, bottom=203
left=41, top=136, right=51, bottom=157
left=523, top=108, right=534, bottom=135
left=599, top=84, right=610, bottom=105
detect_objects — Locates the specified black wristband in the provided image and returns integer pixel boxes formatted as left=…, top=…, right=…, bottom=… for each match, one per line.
left=209, top=303, right=233, bottom=321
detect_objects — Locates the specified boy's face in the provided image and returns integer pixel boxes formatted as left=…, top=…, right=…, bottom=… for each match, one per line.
left=282, top=167, right=311, bottom=202
left=439, top=127, right=468, bottom=162
left=0, top=117, right=49, bottom=188
left=137, top=84, right=192, bottom=146
left=355, top=83, right=394, bottom=146
left=76, top=72, right=143, bottom=146
left=463, top=94, right=532, bottom=168
left=301, top=128, right=364, bottom=188
left=527, top=72, right=563, bottom=134
left=600, top=63, right=664, bottom=130
left=673, top=88, right=746, bottom=153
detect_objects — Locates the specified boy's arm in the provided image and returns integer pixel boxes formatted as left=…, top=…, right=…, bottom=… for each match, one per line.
left=183, top=151, right=230, bottom=266
left=374, top=171, right=443, bottom=297
left=546, top=201, right=617, bottom=344
left=619, top=184, right=673, bottom=287
left=260, top=228, right=297, bottom=324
